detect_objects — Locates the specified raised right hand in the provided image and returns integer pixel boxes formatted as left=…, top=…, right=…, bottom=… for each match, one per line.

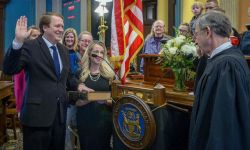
left=15, top=16, right=31, bottom=43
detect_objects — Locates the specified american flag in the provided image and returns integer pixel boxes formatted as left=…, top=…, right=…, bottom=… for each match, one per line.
left=110, top=0, right=144, bottom=84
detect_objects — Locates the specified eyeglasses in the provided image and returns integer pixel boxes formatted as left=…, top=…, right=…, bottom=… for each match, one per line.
left=193, top=29, right=205, bottom=38
left=205, top=6, right=216, bottom=10
left=206, top=7, right=213, bottom=10
left=80, top=39, right=91, bottom=43
left=179, top=29, right=188, bottom=33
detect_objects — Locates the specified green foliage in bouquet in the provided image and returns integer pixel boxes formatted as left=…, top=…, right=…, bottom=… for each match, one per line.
left=159, top=29, right=197, bottom=81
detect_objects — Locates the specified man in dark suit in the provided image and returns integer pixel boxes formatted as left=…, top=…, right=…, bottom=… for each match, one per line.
left=3, top=12, right=77, bottom=150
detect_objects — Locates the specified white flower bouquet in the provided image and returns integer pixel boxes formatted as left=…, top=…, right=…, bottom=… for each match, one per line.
left=158, top=31, right=197, bottom=91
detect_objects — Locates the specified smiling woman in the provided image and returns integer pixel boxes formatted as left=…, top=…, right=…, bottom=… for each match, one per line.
left=62, top=28, right=79, bottom=75
left=75, top=40, right=115, bottom=149
left=62, top=27, right=80, bottom=150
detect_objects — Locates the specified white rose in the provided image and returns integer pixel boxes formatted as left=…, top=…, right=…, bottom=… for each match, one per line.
left=166, top=39, right=174, bottom=48
left=192, top=47, right=198, bottom=56
left=179, top=35, right=186, bottom=40
left=181, top=44, right=196, bottom=55
left=169, top=47, right=177, bottom=55
left=174, top=36, right=185, bottom=47
left=190, top=44, right=197, bottom=56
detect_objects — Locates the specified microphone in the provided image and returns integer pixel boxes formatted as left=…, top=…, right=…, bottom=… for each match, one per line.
left=91, top=54, right=121, bottom=80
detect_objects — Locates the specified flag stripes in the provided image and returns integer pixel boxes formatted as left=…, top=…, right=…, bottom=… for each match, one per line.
left=111, top=0, right=144, bottom=84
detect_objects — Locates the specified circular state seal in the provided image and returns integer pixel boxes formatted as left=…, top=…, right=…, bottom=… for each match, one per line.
left=113, top=94, right=156, bottom=150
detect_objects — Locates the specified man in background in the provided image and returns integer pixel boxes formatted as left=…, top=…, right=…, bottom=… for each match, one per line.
left=178, top=23, right=191, bottom=37
left=140, top=20, right=172, bottom=73
left=205, top=0, right=219, bottom=11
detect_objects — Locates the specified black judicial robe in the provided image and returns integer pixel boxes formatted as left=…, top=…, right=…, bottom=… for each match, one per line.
left=194, top=55, right=208, bottom=94
left=189, top=47, right=250, bottom=150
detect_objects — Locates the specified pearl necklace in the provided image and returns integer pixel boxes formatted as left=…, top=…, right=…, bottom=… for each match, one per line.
left=89, top=72, right=101, bottom=81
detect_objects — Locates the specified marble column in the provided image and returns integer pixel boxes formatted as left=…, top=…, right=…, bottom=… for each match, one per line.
left=81, top=0, right=88, bottom=31
left=35, top=0, right=46, bottom=26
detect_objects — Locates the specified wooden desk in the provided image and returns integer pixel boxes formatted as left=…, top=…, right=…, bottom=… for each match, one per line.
left=139, top=54, right=194, bottom=90
left=0, top=81, right=13, bottom=145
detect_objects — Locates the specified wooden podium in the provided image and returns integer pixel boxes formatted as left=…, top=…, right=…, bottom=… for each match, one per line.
left=142, top=54, right=174, bottom=86
left=112, top=54, right=194, bottom=107
left=111, top=54, right=193, bottom=150
left=111, top=54, right=250, bottom=150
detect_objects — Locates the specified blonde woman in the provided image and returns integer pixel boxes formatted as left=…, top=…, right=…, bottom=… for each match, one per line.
left=62, top=28, right=79, bottom=150
left=62, top=28, right=79, bottom=74
left=189, top=1, right=204, bottom=35
left=76, top=40, right=114, bottom=150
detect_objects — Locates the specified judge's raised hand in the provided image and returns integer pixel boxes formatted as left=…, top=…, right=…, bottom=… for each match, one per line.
left=15, top=16, right=31, bottom=43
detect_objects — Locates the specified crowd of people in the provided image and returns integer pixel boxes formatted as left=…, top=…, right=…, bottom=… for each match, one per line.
left=2, top=0, right=250, bottom=149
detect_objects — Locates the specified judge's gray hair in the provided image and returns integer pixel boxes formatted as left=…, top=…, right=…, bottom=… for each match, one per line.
left=195, top=11, right=232, bottom=37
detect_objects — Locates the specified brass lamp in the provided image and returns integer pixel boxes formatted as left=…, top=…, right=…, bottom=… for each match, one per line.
left=94, top=0, right=112, bottom=43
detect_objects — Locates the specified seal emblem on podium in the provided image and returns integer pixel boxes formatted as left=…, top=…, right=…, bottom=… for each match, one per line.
left=113, top=94, right=156, bottom=149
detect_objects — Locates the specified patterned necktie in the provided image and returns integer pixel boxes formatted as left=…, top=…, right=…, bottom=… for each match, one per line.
left=50, top=46, right=60, bottom=78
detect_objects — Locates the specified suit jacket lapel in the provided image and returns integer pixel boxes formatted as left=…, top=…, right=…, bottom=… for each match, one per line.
left=37, top=36, right=58, bottom=79
left=38, top=37, right=54, bottom=64
left=57, top=44, right=67, bottom=80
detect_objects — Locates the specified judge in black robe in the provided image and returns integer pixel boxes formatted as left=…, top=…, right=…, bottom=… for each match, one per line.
left=189, top=47, right=250, bottom=150
left=189, top=11, right=250, bottom=150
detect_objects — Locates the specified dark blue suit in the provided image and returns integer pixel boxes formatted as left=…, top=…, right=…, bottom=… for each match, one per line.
left=3, top=35, right=75, bottom=150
